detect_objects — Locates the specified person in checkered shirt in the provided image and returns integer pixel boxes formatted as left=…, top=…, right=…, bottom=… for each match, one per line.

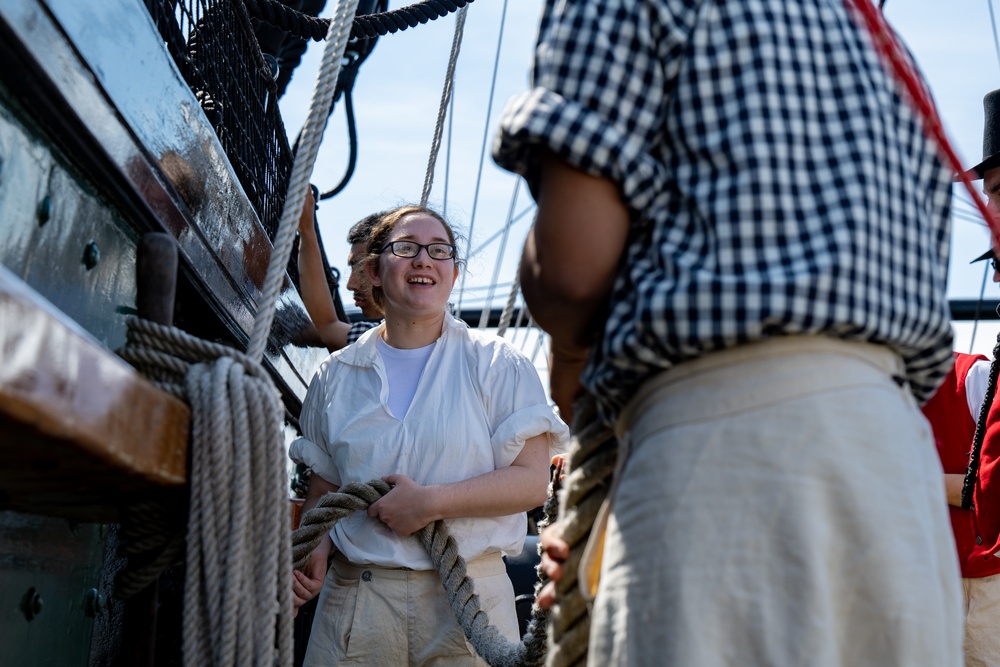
left=494, top=1, right=961, bottom=664
left=297, top=187, right=382, bottom=351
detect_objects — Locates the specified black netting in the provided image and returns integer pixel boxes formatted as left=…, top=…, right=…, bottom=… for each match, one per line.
left=145, top=0, right=293, bottom=240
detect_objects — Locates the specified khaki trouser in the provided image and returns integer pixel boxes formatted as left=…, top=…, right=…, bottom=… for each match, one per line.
left=964, top=571, right=1000, bottom=666
left=304, top=551, right=518, bottom=666
left=588, top=336, right=962, bottom=666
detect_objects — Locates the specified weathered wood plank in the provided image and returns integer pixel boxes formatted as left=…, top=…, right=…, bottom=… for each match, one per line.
left=0, top=266, right=188, bottom=522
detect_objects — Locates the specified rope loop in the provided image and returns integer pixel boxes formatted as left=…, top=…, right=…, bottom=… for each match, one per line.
left=291, top=473, right=561, bottom=666
left=115, top=316, right=293, bottom=667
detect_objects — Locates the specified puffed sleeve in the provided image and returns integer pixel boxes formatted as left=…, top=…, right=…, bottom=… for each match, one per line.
left=487, top=345, right=570, bottom=468
left=288, top=364, right=343, bottom=486
left=493, top=0, right=698, bottom=215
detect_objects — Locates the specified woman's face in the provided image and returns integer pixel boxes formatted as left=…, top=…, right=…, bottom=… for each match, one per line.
left=367, top=213, right=459, bottom=319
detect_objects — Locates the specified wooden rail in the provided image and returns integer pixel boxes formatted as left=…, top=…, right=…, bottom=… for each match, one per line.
left=0, top=266, right=189, bottom=522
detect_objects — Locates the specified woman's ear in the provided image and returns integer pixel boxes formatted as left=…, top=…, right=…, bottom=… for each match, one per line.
left=365, top=258, right=381, bottom=287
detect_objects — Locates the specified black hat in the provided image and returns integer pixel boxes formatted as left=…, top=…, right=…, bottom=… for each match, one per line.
left=966, top=88, right=1000, bottom=180
left=972, top=247, right=997, bottom=264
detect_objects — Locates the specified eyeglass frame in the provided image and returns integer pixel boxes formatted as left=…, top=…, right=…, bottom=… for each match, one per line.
left=378, top=240, right=457, bottom=261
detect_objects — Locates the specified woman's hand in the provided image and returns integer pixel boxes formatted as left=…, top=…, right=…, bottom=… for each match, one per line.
left=298, top=185, right=317, bottom=235
left=368, top=474, right=438, bottom=536
left=292, top=533, right=331, bottom=617
left=536, top=521, right=570, bottom=609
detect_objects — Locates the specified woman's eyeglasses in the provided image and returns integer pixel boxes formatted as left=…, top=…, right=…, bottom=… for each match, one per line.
left=379, top=241, right=456, bottom=261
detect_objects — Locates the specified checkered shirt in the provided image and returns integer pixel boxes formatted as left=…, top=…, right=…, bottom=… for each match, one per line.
left=493, top=0, right=954, bottom=423
left=346, top=320, right=379, bottom=345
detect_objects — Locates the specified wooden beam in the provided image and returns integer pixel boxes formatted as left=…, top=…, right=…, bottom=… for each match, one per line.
left=0, top=266, right=189, bottom=522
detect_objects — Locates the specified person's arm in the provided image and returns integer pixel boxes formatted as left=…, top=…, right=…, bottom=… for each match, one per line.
left=520, top=151, right=630, bottom=423
left=292, top=472, right=340, bottom=616
left=297, top=189, right=352, bottom=351
left=945, top=473, right=965, bottom=507
left=366, top=434, right=551, bottom=537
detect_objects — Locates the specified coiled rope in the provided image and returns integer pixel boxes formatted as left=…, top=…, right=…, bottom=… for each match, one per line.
left=114, top=3, right=363, bottom=666
left=118, top=318, right=292, bottom=667
left=291, top=477, right=559, bottom=667
left=289, top=394, right=616, bottom=667
left=243, top=0, right=475, bottom=42
left=419, top=4, right=468, bottom=206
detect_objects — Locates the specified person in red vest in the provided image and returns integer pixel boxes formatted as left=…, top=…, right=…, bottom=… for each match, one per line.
left=924, top=87, right=1000, bottom=666
left=923, top=349, right=995, bottom=664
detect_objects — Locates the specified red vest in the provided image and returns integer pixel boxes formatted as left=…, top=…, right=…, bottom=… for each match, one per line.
left=922, top=352, right=1000, bottom=578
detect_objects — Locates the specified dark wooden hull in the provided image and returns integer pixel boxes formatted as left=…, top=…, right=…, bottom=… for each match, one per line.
left=0, top=1, right=327, bottom=663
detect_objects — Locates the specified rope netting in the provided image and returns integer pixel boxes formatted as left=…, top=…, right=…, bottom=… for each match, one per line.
left=114, top=3, right=363, bottom=666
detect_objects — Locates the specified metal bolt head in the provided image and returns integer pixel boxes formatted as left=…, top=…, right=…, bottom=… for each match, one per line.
left=20, top=587, right=43, bottom=621
left=82, top=241, right=101, bottom=270
left=84, top=588, right=107, bottom=617
left=36, top=195, right=51, bottom=226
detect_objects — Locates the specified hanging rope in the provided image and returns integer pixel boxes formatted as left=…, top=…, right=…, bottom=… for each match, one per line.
left=419, top=5, right=469, bottom=207
left=544, top=397, right=617, bottom=667
left=243, top=0, right=476, bottom=42
left=480, top=179, right=520, bottom=329
left=291, top=479, right=558, bottom=667
left=456, top=0, right=509, bottom=311
left=248, top=0, right=361, bottom=361
left=848, top=0, right=999, bottom=238
left=496, top=273, right=521, bottom=338
left=118, top=317, right=293, bottom=667
left=113, top=4, right=364, bottom=666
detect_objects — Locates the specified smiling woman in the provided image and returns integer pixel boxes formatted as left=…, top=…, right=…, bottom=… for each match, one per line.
left=288, top=205, right=569, bottom=665
left=364, top=206, right=461, bottom=345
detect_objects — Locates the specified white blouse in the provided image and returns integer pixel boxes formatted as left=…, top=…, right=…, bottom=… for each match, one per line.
left=290, top=313, right=569, bottom=569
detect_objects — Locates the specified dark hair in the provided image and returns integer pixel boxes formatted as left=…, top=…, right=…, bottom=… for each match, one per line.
left=365, top=205, right=465, bottom=311
left=347, top=210, right=387, bottom=245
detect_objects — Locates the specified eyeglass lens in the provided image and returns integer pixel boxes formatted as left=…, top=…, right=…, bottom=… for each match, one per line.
left=385, top=241, right=454, bottom=260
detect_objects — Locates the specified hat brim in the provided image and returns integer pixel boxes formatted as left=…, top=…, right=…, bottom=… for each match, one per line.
left=963, top=152, right=1000, bottom=181
left=972, top=248, right=996, bottom=263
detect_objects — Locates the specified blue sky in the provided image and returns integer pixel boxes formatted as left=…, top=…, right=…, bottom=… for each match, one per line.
left=280, top=0, right=1000, bottom=356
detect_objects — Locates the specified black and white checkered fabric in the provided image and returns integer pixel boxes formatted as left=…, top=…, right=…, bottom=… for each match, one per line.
left=346, top=320, right=378, bottom=345
left=494, top=0, right=954, bottom=422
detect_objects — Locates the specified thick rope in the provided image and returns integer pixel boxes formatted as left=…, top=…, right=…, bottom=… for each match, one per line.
left=495, top=272, right=520, bottom=338
left=117, top=317, right=293, bottom=667
left=292, top=475, right=562, bottom=666
left=545, top=398, right=616, bottom=667
left=419, top=5, right=468, bottom=207
left=243, top=0, right=476, bottom=42
left=247, top=0, right=361, bottom=361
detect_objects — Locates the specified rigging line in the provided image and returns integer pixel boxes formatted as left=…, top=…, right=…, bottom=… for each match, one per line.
left=469, top=202, right=536, bottom=258
left=527, top=317, right=545, bottom=365
left=955, top=193, right=985, bottom=211
left=513, top=300, right=529, bottom=346
left=478, top=179, right=520, bottom=328
left=989, top=0, right=1000, bottom=76
left=420, top=6, right=469, bottom=207
left=456, top=281, right=514, bottom=293
left=954, top=209, right=991, bottom=226
left=849, top=0, right=1000, bottom=248
left=972, top=260, right=991, bottom=353
left=443, top=88, right=455, bottom=219
left=455, top=0, right=510, bottom=311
